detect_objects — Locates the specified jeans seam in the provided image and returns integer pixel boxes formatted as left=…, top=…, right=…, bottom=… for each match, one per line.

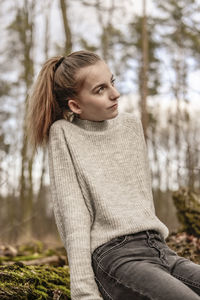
left=97, top=236, right=128, bottom=265
left=172, top=273, right=200, bottom=289
left=94, top=275, right=113, bottom=300
left=97, top=258, right=154, bottom=300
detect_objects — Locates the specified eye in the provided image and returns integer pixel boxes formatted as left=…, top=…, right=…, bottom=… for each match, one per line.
left=97, top=86, right=105, bottom=94
left=111, top=78, right=116, bottom=86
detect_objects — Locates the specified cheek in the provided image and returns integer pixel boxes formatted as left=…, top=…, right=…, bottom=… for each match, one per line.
left=88, top=96, right=105, bottom=109
left=95, top=99, right=106, bottom=109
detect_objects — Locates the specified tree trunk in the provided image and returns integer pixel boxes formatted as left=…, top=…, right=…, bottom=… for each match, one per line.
left=19, top=0, right=35, bottom=240
left=140, top=0, right=149, bottom=141
left=60, top=0, right=72, bottom=55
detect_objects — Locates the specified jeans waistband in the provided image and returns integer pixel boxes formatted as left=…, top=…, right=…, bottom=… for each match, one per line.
left=92, top=230, right=164, bottom=258
left=125, top=230, right=164, bottom=242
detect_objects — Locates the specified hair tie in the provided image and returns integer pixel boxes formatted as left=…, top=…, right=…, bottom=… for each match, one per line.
left=54, top=56, right=65, bottom=72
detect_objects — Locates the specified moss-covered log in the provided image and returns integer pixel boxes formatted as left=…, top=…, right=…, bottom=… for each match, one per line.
left=0, top=262, right=70, bottom=300
left=172, top=187, right=200, bottom=236
left=0, top=241, right=67, bottom=266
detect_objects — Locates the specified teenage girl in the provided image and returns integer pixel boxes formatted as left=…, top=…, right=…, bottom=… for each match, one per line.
left=26, top=50, right=200, bottom=300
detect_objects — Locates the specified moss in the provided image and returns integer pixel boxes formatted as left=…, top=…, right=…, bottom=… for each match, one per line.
left=18, top=241, right=44, bottom=256
left=45, top=249, right=57, bottom=257
left=12, top=253, right=44, bottom=262
left=0, top=242, right=66, bottom=265
left=172, top=187, right=200, bottom=236
left=0, top=263, right=71, bottom=299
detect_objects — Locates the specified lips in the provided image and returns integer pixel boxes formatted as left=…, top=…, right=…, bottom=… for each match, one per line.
left=109, top=103, right=118, bottom=108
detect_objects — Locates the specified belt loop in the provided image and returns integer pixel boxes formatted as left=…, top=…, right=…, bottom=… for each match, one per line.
left=146, top=230, right=151, bottom=239
left=146, top=230, right=157, bottom=240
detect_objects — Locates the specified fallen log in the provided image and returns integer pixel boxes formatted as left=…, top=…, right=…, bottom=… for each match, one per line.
left=1, top=255, right=67, bottom=266
left=0, top=263, right=70, bottom=300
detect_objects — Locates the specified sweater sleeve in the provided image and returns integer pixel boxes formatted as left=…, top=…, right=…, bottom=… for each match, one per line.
left=47, top=122, right=103, bottom=300
left=135, top=117, right=155, bottom=213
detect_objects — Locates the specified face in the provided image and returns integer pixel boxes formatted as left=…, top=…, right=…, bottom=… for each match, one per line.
left=68, top=60, right=120, bottom=121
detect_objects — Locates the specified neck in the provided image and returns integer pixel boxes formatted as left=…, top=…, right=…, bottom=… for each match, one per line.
left=72, top=114, right=118, bottom=132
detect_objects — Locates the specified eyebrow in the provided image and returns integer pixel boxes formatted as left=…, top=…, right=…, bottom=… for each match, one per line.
left=91, top=74, right=114, bottom=92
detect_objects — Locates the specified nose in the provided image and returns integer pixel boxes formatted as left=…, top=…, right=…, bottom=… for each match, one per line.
left=110, top=86, right=120, bottom=100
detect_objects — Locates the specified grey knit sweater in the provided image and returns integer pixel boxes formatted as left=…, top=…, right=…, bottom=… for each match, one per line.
left=48, top=112, right=169, bottom=300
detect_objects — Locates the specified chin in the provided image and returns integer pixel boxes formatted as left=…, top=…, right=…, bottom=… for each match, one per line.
left=109, top=111, right=119, bottom=119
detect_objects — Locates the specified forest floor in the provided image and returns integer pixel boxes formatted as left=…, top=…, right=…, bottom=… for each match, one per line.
left=0, top=231, right=200, bottom=299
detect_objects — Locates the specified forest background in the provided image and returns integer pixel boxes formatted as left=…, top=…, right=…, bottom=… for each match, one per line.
left=0, top=0, right=200, bottom=246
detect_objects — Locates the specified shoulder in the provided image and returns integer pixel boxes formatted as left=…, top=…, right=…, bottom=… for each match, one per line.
left=120, top=111, right=141, bottom=123
left=48, top=119, right=73, bottom=148
left=49, top=119, right=70, bottom=136
left=119, top=112, right=142, bottom=135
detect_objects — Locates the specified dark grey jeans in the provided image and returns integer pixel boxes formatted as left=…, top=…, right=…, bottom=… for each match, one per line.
left=91, top=230, right=200, bottom=299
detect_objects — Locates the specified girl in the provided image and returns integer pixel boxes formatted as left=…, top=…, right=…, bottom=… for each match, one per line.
left=26, top=50, right=200, bottom=300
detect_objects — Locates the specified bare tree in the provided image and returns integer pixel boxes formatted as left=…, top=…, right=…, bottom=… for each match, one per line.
left=7, top=0, right=36, bottom=239
left=140, top=0, right=149, bottom=141
left=60, top=0, right=72, bottom=54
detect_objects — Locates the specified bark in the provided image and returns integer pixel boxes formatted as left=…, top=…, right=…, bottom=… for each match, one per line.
left=60, top=0, right=72, bottom=55
left=140, top=0, right=149, bottom=141
left=19, top=0, right=35, bottom=240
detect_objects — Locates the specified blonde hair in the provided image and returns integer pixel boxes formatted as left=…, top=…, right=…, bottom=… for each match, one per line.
left=25, top=50, right=101, bottom=153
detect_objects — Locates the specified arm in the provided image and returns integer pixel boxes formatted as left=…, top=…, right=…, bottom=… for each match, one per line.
left=135, top=117, right=155, bottom=213
left=48, top=122, right=103, bottom=300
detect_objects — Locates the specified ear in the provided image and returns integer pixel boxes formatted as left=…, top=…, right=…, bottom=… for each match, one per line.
left=68, top=99, right=82, bottom=114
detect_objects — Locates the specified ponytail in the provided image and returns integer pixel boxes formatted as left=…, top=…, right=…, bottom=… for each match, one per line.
left=25, top=56, right=65, bottom=153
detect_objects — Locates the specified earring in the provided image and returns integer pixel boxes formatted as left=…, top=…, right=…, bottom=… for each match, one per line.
left=66, top=111, right=75, bottom=122
left=66, top=111, right=80, bottom=122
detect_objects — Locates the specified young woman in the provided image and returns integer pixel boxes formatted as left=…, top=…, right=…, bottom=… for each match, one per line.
left=26, top=50, right=200, bottom=300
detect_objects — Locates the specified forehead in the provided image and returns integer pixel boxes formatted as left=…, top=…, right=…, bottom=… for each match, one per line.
left=77, top=60, right=112, bottom=89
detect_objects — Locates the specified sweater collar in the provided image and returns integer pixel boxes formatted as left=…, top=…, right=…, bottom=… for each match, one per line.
left=72, top=114, right=117, bottom=132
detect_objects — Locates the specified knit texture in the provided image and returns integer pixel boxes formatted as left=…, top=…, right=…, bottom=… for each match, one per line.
left=47, top=112, right=169, bottom=300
